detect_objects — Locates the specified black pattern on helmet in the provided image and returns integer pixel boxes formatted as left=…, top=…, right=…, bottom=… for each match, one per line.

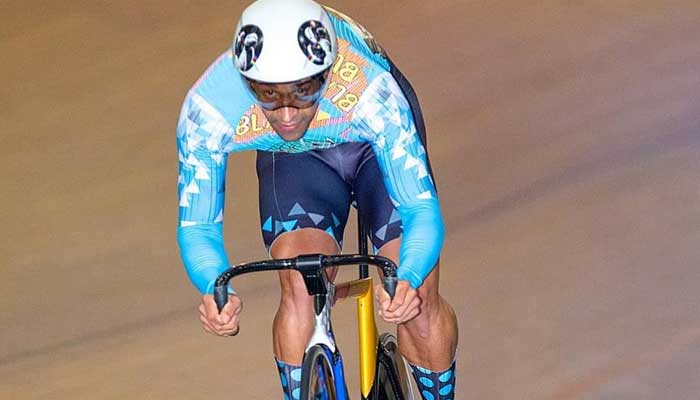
left=234, top=25, right=264, bottom=71
left=297, top=20, right=332, bottom=65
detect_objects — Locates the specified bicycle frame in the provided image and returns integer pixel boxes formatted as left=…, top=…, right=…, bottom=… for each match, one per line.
left=213, top=253, right=398, bottom=399
left=302, top=275, right=374, bottom=400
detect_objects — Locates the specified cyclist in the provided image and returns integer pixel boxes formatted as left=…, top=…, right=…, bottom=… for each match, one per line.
left=177, top=0, right=458, bottom=398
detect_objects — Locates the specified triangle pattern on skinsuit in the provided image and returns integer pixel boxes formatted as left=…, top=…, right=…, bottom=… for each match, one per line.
left=185, top=180, right=200, bottom=194
left=389, top=208, right=401, bottom=224
left=417, top=191, right=433, bottom=200
left=417, top=164, right=429, bottom=179
left=332, top=213, right=341, bottom=228
left=179, top=194, right=190, bottom=207
left=391, top=145, right=407, bottom=160
left=375, top=225, right=388, bottom=241
left=185, top=119, right=199, bottom=136
left=288, top=203, right=306, bottom=216
left=282, top=220, right=298, bottom=232
left=308, top=213, right=325, bottom=226
left=404, top=154, right=421, bottom=170
left=210, top=153, right=224, bottom=165
left=316, top=110, right=331, bottom=121
left=195, top=167, right=210, bottom=180
left=187, top=135, right=202, bottom=151
left=274, top=220, right=284, bottom=235
left=262, top=216, right=273, bottom=232
left=317, top=98, right=344, bottom=119
left=186, top=154, right=203, bottom=167
left=325, top=226, right=335, bottom=237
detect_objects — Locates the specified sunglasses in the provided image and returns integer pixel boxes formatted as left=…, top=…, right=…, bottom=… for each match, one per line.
left=244, top=70, right=329, bottom=110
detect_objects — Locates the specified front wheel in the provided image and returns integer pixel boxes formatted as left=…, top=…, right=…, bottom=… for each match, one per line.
left=369, top=333, right=414, bottom=400
left=301, top=344, right=338, bottom=400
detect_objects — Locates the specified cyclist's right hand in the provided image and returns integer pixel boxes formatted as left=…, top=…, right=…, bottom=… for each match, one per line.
left=198, top=294, right=243, bottom=337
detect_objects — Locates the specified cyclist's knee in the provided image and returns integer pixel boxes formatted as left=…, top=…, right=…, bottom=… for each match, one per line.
left=402, top=266, right=456, bottom=342
left=270, top=228, right=340, bottom=259
left=278, top=269, right=314, bottom=312
left=272, top=228, right=339, bottom=311
left=401, top=292, right=454, bottom=341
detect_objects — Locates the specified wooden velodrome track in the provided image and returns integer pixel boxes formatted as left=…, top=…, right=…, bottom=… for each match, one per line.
left=2, top=1, right=699, bottom=398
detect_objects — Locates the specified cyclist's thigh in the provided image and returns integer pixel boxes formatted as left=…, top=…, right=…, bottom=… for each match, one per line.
left=256, top=145, right=361, bottom=252
left=352, top=146, right=404, bottom=253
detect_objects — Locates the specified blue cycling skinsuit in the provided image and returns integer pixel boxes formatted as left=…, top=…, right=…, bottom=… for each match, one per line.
left=177, top=7, right=454, bottom=400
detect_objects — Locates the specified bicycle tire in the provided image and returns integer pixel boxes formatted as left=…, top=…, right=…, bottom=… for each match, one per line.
left=368, top=333, right=413, bottom=400
left=301, top=344, right=338, bottom=400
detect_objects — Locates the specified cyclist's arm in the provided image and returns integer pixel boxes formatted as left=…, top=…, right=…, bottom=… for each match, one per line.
left=354, top=72, right=445, bottom=289
left=176, top=92, right=234, bottom=294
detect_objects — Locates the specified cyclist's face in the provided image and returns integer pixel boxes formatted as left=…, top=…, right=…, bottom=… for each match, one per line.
left=246, top=72, right=328, bottom=141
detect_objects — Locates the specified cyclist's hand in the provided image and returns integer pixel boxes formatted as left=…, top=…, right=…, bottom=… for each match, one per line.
left=375, top=280, right=421, bottom=325
left=198, top=294, right=243, bottom=337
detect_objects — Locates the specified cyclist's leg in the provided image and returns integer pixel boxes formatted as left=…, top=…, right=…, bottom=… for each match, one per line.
left=271, top=228, right=338, bottom=400
left=378, top=242, right=458, bottom=399
left=256, top=146, right=360, bottom=398
left=270, top=229, right=340, bottom=361
left=377, top=241, right=458, bottom=366
left=353, top=145, right=458, bottom=399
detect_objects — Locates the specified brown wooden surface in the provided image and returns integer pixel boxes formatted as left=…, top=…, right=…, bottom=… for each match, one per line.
left=2, top=1, right=699, bottom=398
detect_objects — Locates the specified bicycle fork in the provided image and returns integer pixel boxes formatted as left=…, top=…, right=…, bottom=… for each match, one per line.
left=306, top=284, right=350, bottom=400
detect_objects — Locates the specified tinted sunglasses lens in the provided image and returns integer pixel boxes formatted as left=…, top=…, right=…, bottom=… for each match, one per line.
left=245, top=74, right=327, bottom=110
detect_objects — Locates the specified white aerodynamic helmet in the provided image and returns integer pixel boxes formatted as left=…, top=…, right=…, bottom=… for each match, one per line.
left=233, top=0, right=338, bottom=83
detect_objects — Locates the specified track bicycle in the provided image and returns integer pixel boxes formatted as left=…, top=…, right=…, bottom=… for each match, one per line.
left=214, top=222, right=414, bottom=399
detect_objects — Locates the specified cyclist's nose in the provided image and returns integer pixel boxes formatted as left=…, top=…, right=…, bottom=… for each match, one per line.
left=279, top=106, right=300, bottom=123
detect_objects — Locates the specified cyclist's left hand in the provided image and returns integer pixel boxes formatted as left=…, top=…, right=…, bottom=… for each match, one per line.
left=375, top=280, right=421, bottom=324
left=199, top=293, right=243, bottom=337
